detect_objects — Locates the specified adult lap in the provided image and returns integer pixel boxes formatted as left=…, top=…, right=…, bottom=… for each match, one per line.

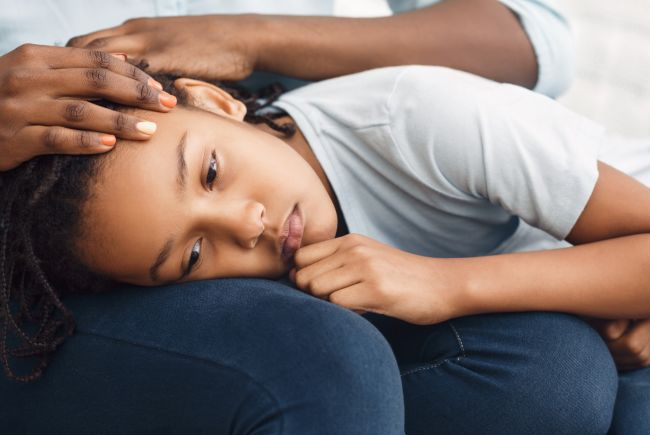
left=1, top=279, right=404, bottom=435
left=365, top=311, right=620, bottom=435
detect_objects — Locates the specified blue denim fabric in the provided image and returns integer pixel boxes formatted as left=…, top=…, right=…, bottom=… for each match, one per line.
left=1, top=278, right=647, bottom=434
left=608, top=366, right=650, bottom=435
left=365, top=311, right=621, bottom=434
left=1, top=279, right=404, bottom=434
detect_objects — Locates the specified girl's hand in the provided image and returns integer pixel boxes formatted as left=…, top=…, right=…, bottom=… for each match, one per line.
left=289, top=233, right=466, bottom=325
left=67, top=16, right=263, bottom=81
left=586, top=318, right=650, bottom=371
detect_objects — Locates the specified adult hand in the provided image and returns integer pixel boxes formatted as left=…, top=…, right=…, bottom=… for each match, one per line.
left=586, top=318, right=650, bottom=371
left=67, top=15, right=262, bottom=81
left=289, top=233, right=465, bottom=325
left=0, top=44, right=177, bottom=171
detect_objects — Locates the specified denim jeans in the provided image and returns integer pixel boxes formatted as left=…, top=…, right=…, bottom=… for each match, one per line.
left=0, top=278, right=646, bottom=434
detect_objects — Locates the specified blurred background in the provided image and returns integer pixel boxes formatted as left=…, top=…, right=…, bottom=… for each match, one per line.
left=334, top=0, right=650, bottom=139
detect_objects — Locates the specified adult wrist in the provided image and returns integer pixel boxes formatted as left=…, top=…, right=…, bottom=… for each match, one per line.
left=247, top=14, right=285, bottom=73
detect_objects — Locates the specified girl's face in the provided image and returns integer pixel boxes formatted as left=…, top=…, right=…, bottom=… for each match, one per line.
left=79, top=82, right=338, bottom=286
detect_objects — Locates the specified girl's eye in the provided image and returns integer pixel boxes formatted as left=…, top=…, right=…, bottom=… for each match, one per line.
left=206, top=150, right=218, bottom=189
left=188, top=239, right=202, bottom=273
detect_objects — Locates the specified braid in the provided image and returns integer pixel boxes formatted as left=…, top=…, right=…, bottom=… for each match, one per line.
left=0, top=154, right=110, bottom=382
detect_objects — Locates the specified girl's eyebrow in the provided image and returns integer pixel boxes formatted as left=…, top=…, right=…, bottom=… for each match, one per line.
left=149, top=129, right=190, bottom=282
left=176, top=130, right=189, bottom=197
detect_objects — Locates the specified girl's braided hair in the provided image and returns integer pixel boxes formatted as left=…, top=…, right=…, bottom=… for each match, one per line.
left=0, top=73, right=293, bottom=382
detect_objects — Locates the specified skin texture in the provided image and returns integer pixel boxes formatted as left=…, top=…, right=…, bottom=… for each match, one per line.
left=79, top=79, right=338, bottom=286
left=0, top=44, right=176, bottom=171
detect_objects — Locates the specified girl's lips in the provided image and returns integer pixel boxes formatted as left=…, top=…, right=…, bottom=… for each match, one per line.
left=279, top=204, right=304, bottom=263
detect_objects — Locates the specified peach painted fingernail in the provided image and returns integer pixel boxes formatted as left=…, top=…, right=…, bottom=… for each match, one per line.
left=136, top=121, right=157, bottom=135
left=148, top=78, right=163, bottom=91
left=110, top=53, right=128, bottom=62
left=101, top=135, right=116, bottom=146
left=159, top=92, right=177, bottom=108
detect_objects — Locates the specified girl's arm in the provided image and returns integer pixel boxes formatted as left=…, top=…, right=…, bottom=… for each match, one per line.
left=455, top=162, right=650, bottom=319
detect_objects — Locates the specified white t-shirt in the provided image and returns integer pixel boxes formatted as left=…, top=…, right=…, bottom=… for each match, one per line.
left=274, top=66, right=626, bottom=258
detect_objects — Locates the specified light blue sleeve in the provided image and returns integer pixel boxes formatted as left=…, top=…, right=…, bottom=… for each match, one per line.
left=387, top=66, right=601, bottom=240
left=387, top=0, right=574, bottom=98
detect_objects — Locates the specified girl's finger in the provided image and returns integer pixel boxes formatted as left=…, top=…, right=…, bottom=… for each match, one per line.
left=329, top=282, right=382, bottom=312
left=294, top=236, right=344, bottom=269
left=293, top=253, right=344, bottom=288
left=300, top=265, right=361, bottom=299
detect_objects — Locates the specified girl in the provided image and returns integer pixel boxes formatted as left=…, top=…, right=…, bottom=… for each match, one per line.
left=2, top=65, right=649, bottom=433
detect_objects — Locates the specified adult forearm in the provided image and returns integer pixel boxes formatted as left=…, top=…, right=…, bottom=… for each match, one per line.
left=255, top=0, right=537, bottom=88
left=450, top=234, right=650, bottom=320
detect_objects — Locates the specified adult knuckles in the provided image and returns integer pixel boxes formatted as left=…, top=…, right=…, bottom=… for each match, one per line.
left=135, top=81, right=156, bottom=103
left=123, top=17, right=153, bottom=28
left=113, top=111, right=129, bottom=132
left=42, top=127, right=66, bottom=150
left=63, top=101, right=88, bottom=122
left=0, top=97, right=22, bottom=118
left=87, top=49, right=112, bottom=69
left=12, top=43, right=41, bottom=61
left=1, top=67, right=36, bottom=93
left=84, top=68, right=109, bottom=88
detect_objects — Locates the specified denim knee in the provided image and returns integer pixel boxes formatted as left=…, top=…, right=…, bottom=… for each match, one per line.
left=220, top=279, right=405, bottom=435
left=2, top=278, right=404, bottom=435
left=459, top=312, right=618, bottom=434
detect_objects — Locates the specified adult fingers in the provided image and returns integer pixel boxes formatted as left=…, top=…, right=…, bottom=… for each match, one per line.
left=41, top=68, right=175, bottom=111
left=66, top=25, right=128, bottom=49
left=37, top=99, right=157, bottom=141
left=36, top=45, right=154, bottom=85
left=18, top=125, right=117, bottom=159
left=83, top=35, right=146, bottom=57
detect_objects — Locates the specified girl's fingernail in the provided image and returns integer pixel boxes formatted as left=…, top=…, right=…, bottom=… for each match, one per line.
left=100, top=134, right=116, bottom=146
left=136, top=121, right=157, bottom=135
left=110, top=53, right=128, bottom=62
left=159, top=92, right=177, bottom=108
left=148, top=78, right=163, bottom=91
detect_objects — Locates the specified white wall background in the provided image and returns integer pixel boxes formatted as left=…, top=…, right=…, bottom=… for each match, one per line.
left=557, top=0, right=650, bottom=139
left=334, top=0, right=650, bottom=139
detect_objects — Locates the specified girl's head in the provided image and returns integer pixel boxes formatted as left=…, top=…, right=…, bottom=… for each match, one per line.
left=0, top=75, right=338, bottom=381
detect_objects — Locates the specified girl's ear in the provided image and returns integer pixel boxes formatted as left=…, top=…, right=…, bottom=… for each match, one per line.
left=173, top=78, right=247, bottom=121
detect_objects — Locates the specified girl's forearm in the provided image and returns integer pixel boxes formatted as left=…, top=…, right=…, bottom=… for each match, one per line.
left=447, top=234, right=650, bottom=319
left=254, top=0, right=537, bottom=88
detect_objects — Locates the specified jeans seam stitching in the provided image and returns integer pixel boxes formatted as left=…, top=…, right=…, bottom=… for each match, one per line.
left=448, top=321, right=467, bottom=358
left=399, top=355, right=466, bottom=377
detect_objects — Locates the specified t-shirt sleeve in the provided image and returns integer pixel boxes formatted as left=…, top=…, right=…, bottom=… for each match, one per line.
left=388, top=66, right=604, bottom=240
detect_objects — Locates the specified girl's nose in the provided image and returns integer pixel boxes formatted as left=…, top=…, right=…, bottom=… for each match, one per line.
left=204, top=199, right=265, bottom=249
